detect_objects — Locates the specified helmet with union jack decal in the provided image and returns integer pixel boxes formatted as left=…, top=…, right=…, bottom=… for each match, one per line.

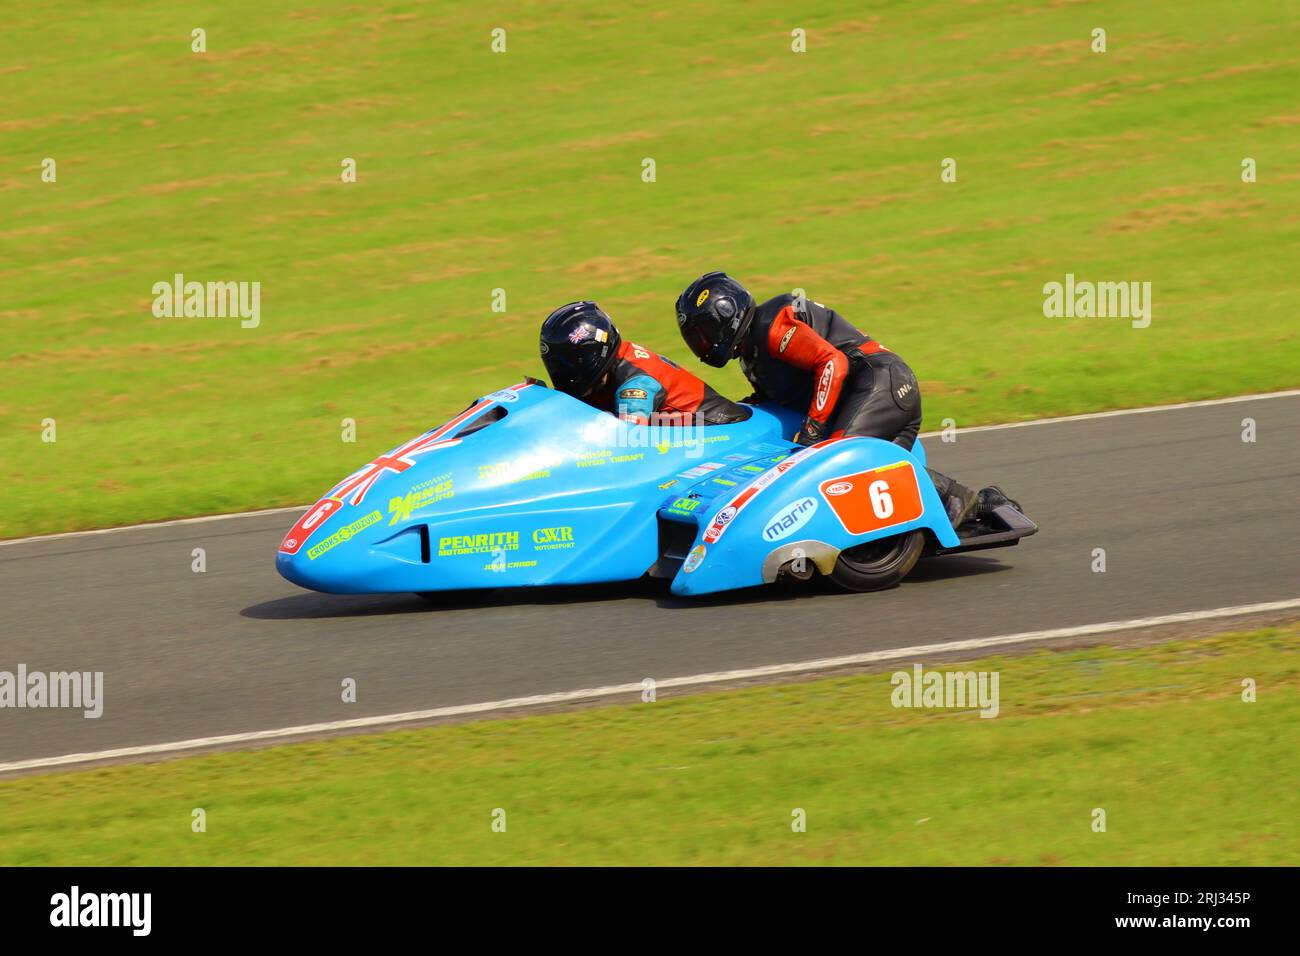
left=540, top=301, right=622, bottom=397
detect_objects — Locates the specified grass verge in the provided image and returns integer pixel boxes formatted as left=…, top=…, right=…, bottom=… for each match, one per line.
left=1, top=625, right=1295, bottom=865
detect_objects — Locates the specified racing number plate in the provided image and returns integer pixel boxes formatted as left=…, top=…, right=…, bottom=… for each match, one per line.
left=819, top=461, right=923, bottom=536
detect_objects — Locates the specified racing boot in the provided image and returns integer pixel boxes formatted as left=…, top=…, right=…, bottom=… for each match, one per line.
left=976, top=486, right=1022, bottom=518
left=926, top=468, right=979, bottom=529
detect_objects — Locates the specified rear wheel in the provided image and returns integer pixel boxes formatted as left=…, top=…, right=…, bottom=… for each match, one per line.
left=829, top=531, right=924, bottom=592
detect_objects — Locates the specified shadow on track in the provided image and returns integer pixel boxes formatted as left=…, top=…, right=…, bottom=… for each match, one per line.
left=242, top=555, right=1011, bottom=619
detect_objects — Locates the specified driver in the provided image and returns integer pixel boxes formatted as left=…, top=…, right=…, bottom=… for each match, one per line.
left=539, top=300, right=749, bottom=426
left=674, top=272, right=1016, bottom=527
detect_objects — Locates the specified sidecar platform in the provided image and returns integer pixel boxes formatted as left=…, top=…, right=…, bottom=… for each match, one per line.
left=925, top=505, right=1039, bottom=556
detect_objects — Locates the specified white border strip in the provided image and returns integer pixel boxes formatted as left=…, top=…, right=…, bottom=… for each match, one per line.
left=3, top=597, right=1296, bottom=774
left=918, top=388, right=1300, bottom=437
left=3, top=388, right=1296, bottom=548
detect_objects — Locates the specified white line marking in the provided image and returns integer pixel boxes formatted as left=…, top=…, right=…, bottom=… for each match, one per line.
left=3, top=597, right=1296, bottom=774
left=0, top=505, right=307, bottom=547
left=919, top=388, right=1300, bottom=437
left=3, top=388, right=1296, bottom=547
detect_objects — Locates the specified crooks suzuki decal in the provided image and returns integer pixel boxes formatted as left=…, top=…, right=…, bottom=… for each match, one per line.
left=762, top=497, right=818, bottom=542
left=701, top=439, right=844, bottom=544
left=307, top=510, right=382, bottom=560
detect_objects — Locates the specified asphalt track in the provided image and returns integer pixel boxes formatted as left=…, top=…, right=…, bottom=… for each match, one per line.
left=2, top=393, right=1297, bottom=772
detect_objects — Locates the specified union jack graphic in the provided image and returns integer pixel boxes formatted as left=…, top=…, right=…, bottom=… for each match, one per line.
left=328, top=382, right=533, bottom=507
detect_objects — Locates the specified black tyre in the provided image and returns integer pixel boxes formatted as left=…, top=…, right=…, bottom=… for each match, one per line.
left=829, top=530, right=924, bottom=592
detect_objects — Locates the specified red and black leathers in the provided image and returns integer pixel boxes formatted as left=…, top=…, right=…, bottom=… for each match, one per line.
left=739, top=294, right=921, bottom=448
left=587, top=340, right=750, bottom=425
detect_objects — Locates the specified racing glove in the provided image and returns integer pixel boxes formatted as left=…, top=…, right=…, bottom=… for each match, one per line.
left=793, top=418, right=826, bottom=446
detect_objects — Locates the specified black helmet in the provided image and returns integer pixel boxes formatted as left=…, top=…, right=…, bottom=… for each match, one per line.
left=539, top=301, right=622, bottom=397
left=675, top=271, right=756, bottom=368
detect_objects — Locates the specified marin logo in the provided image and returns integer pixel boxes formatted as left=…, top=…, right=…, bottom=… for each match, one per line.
left=763, top=496, right=818, bottom=542
left=824, top=481, right=853, bottom=496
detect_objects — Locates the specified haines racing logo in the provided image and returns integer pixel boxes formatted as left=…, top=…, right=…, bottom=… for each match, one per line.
left=388, top=475, right=454, bottom=525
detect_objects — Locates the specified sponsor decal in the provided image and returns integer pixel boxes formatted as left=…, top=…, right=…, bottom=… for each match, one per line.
left=439, top=531, right=519, bottom=557
left=683, top=544, right=706, bottom=573
left=670, top=497, right=701, bottom=513
left=388, top=475, right=454, bottom=525
left=280, top=497, right=343, bottom=554
left=576, top=449, right=645, bottom=468
left=763, top=496, right=818, bottom=542
left=739, top=463, right=764, bottom=473
left=724, top=453, right=749, bottom=461
left=895, top=381, right=913, bottom=401
left=630, top=343, right=651, bottom=360
left=307, top=510, right=382, bottom=560
left=702, top=505, right=738, bottom=543
left=700, top=439, right=843, bottom=545
left=532, top=526, right=575, bottom=550
left=479, top=458, right=554, bottom=483
left=484, top=559, right=539, bottom=572
left=678, top=460, right=725, bottom=479
left=594, top=328, right=609, bottom=343
left=658, top=479, right=678, bottom=490
left=487, top=388, right=520, bottom=403
left=696, top=289, right=710, bottom=307
left=618, top=387, right=649, bottom=401
left=814, top=361, right=835, bottom=411
left=819, top=461, right=924, bottom=536
left=778, top=327, right=796, bottom=353
left=711, top=477, right=737, bottom=487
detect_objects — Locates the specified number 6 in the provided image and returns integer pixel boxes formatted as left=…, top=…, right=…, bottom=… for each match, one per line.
left=868, top=479, right=894, bottom=518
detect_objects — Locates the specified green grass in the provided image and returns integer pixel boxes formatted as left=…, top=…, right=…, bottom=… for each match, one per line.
left=2, top=0, right=1298, bottom=537
left=2, top=626, right=1295, bottom=865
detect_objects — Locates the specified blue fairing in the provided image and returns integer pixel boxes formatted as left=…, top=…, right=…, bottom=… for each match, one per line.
left=276, top=382, right=959, bottom=596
